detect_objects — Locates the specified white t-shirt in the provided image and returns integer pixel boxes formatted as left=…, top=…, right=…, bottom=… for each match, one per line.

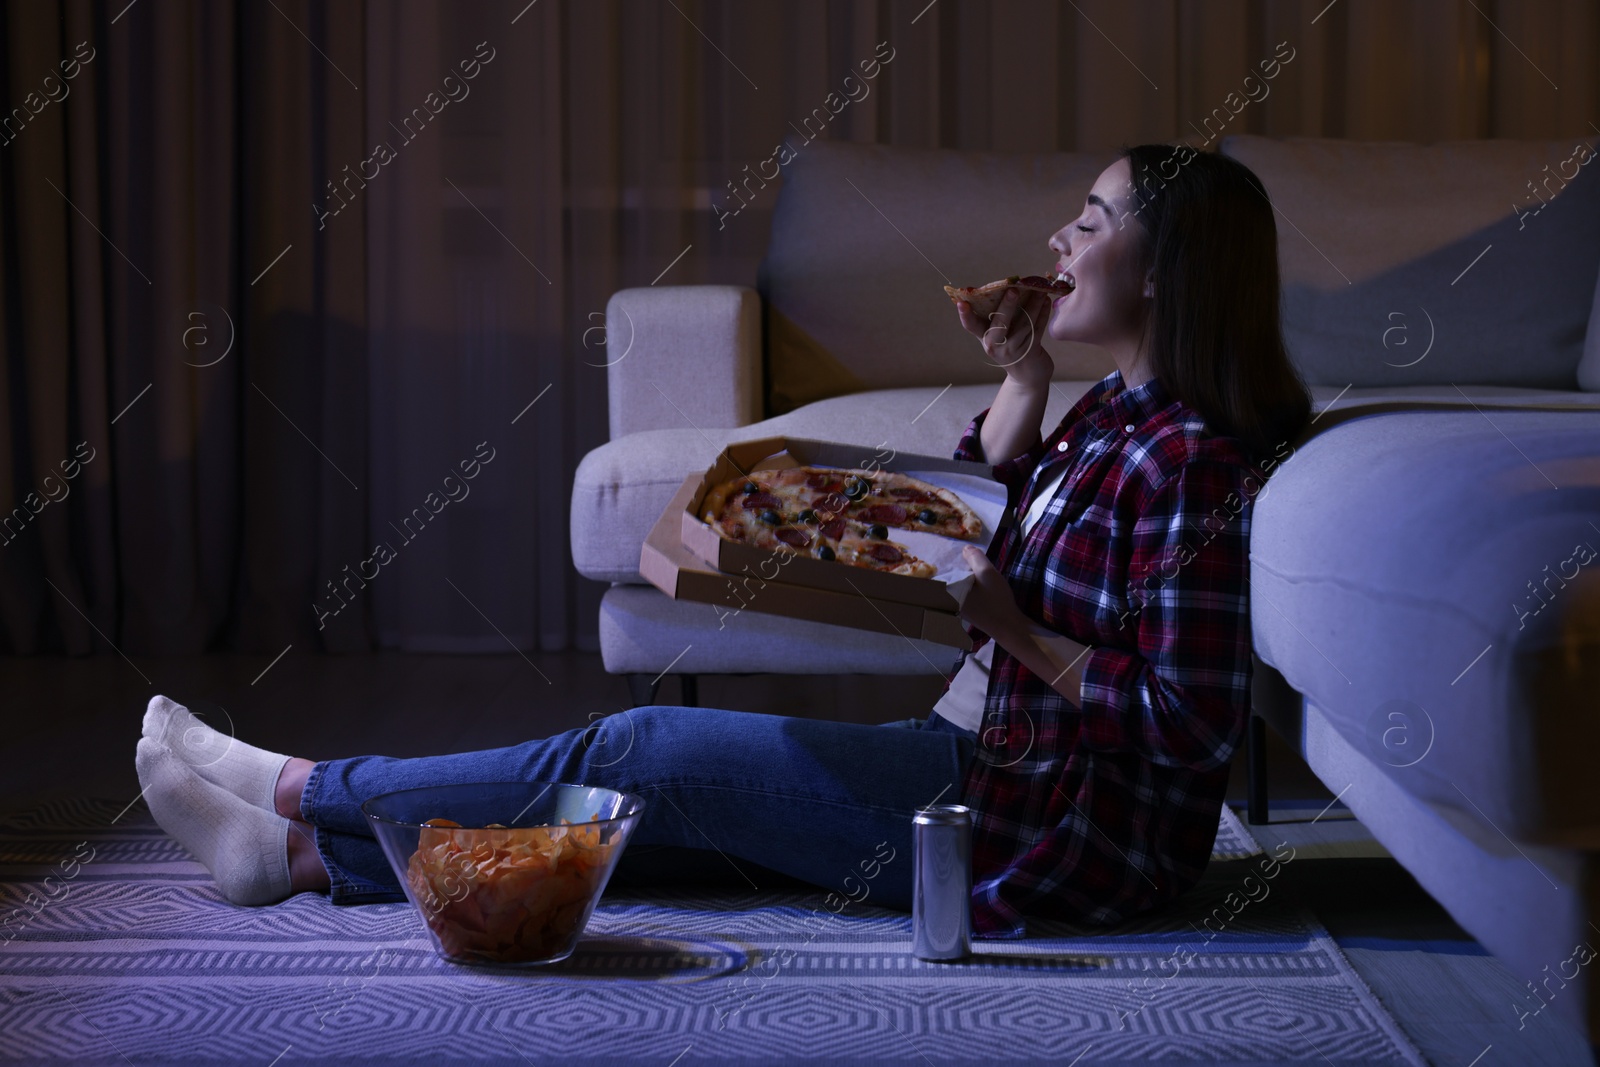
left=931, top=463, right=1072, bottom=733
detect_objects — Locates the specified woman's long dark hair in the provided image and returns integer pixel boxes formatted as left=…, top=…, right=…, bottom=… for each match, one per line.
left=1120, top=144, right=1311, bottom=463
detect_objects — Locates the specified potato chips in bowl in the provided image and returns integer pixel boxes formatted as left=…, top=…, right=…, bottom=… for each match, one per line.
left=364, top=783, right=646, bottom=966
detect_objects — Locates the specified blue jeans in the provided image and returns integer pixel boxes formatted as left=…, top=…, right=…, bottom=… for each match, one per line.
left=300, top=707, right=976, bottom=910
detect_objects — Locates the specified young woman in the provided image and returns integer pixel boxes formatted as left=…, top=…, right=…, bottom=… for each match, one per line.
left=135, top=144, right=1310, bottom=940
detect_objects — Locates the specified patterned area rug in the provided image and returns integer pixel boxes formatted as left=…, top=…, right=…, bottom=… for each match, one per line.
left=0, top=799, right=1425, bottom=1067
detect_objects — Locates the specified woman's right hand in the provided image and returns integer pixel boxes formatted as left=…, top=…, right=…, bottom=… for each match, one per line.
left=956, top=287, right=1055, bottom=393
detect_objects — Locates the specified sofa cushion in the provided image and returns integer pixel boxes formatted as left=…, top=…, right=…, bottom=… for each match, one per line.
left=759, top=141, right=1120, bottom=413
left=1250, top=408, right=1600, bottom=843
left=1221, top=135, right=1600, bottom=390
left=598, top=584, right=959, bottom=676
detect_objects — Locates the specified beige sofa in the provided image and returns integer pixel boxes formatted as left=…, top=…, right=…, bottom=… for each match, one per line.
left=571, top=136, right=1600, bottom=1038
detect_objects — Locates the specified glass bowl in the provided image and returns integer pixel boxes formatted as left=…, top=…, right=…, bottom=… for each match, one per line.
left=363, top=782, right=646, bottom=967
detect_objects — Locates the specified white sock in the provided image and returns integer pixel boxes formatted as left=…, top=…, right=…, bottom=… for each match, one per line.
left=136, top=737, right=294, bottom=906
left=142, top=695, right=292, bottom=815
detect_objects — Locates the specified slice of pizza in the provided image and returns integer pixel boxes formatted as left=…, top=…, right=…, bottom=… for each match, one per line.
left=943, top=274, right=1074, bottom=320
left=824, top=518, right=936, bottom=578
left=844, top=480, right=982, bottom=541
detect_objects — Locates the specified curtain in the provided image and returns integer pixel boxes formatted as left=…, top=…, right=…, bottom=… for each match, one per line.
left=3, top=0, right=1597, bottom=658
left=0, top=0, right=371, bottom=657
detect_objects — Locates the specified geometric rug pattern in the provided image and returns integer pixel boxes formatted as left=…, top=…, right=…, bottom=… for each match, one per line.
left=0, top=798, right=1426, bottom=1066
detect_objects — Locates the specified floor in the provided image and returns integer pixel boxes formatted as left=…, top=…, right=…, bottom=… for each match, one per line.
left=5, top=650, right=1595, bottom=1066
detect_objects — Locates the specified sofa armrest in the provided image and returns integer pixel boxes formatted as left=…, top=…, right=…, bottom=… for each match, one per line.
left=605, top=285, right=762, bottom=439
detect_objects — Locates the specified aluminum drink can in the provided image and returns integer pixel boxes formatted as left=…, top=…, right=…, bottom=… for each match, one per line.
left=912, top=804, right=972, bottom=960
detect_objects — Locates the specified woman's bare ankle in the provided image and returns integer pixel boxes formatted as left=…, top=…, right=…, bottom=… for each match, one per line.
left=273, top=757, right=315, bottom=820
left=286, top=820, right=331, bottom=894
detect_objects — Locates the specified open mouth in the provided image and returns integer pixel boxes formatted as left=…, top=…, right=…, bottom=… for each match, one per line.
left=1051, top=269, right=1075, bottom=303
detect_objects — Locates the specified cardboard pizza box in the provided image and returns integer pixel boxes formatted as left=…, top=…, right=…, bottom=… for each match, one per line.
left=639, top=436, right=1006, bottom=649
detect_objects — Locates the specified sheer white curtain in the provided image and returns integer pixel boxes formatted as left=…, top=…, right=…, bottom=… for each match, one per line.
left=359, top=0, right=1598, bottom=653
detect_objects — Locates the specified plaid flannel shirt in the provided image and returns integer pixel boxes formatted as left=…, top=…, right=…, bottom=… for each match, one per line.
left=953, top=370, right=1257, bottom=939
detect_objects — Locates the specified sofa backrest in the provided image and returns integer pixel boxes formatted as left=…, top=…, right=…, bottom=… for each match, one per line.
left=1220, top=135, right=1600, bottom=390
left=758, top=141, right=1119, bottom=414
left=758, top=137, right=1600, bottom=415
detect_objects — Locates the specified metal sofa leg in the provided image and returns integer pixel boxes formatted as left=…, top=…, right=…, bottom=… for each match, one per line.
left=1246, top=712, right=1270, bottom=825
left=625, top=673, right=700, bottom=708
left=626, top=674, right=660, bottom=708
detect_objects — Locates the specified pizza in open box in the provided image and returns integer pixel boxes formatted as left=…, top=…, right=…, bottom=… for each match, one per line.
left=700, top=465, right=983, bottom=578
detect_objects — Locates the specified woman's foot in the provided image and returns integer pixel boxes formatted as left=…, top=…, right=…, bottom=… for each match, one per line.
left=139, top=697, right=329, bottom=895
left=136, top=737, right=295, bottom=906
left=141, top=696, right=293, bottom=814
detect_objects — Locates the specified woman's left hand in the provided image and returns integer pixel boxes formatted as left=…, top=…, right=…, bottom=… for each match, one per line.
left=958, top=545, right=1024, bottom=644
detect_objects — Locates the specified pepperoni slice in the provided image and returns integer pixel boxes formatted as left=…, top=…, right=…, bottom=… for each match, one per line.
left=740, top=492, right=781, bottom=510
left=889, top=487, right=933, bottom=502
left=820, top=517, right=847, bottom=540
left=805, top=473, right=835, bottom=489
left=865, top=543, right=904, bottom=564
left=857, top=503, right=908, bottom=525
left=818, top=492, right=848, bottom=514
left=774, top=527, right=810, bottom=548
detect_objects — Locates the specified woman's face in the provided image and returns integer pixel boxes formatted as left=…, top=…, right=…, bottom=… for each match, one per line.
left=1045, top=158, right=1151, bottom=352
